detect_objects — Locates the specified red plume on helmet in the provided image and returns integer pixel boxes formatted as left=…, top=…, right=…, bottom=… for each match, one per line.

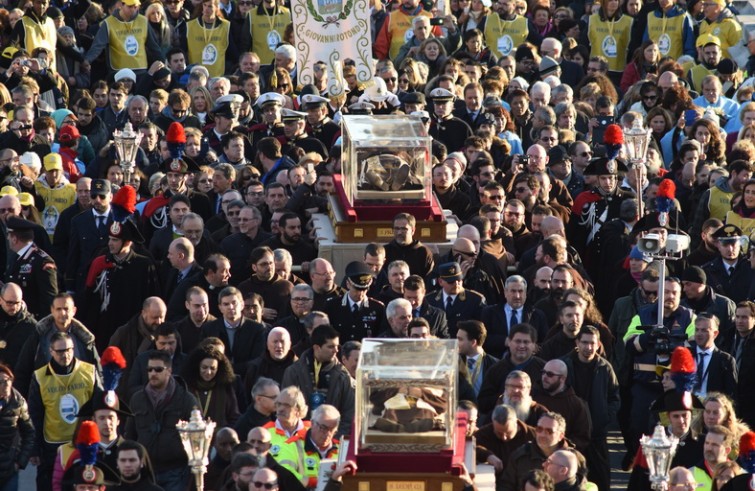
left=111, top=185, right=137, bottom=223
left=166, top=122, right=186, bottom=160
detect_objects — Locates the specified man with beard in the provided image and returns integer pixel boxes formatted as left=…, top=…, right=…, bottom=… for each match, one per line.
left=28, top=332, right=98, bottom=491
left=500, top=371, right=548, bottom=426
left=532, top=265, right=575, bottom=327
left=262, top=212, right=317, bottom=267
left=276, top=285, right=315, bottom=346
left=681, top=266, right=736, bottom=338
left=609, top=268, right=660, bottom=371
left=529, top=266, right=552, bottom=306
left=533, top=359, right=592, bottom=452
left=689, top=425, right=733, bottom=488
left=569, top=157, right=633, bottom=275
left=285, top=169, right=334, bottom=219
left=474, top=404, right=536, bottom=486
left=202, top=286, right=266, bottom=373
left=383, top=213, right=435, bottom=278
left=84, top=219, right=159, bottom=353
left=478, top=324, right=546, bottom=417
left=249, top=92, right=286, bottom=153
left=502, top=198, right=538, bottom=261
left=538, top=301, right=586, bottom=361
left=688, top=35, right=722, bottom=92
left=623, top=277, right=696, bottom=460
left=283, top=325, right=354, bottom=436
left=126, top=324, right=187, bottom=400
left=234, top=378, right=279, bottom=441
left=703, top=224, right=755, bottom=304
left=310, top=258, right=343, bottom=312
left=244, top=327, right=296, bottom=394
left=501, top=412, right=582, bottom=491
left=687, top=218, right=724, bottom=267
left=126, top=351, right=197, bottom=491
left=238, top=246, right=293, bottom=324
left=481, top=275, right=549, bottom=356
left=109, top=297, right=167, bottom=378
left=563, top=326, right=619, bottom=491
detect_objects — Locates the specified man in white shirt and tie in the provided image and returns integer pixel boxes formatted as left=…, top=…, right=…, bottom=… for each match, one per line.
left=456, top=320, right=499, bottom=396
left=691, top=313, right=737, bottom=399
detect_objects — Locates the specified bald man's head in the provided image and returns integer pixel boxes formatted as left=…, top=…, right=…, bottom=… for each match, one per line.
left=0, top=195, right=20, bottom=224
left=458, top=224, right=481, bottom=253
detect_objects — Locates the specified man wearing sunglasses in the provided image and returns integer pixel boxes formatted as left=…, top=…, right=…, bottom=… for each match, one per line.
left=127, top=350, right=198, bottom=491
left=28, top=332, right=99, bottom=491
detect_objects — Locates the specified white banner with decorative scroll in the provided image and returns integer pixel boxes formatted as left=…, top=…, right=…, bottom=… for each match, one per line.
left=291, top=0, right=373, bottom=96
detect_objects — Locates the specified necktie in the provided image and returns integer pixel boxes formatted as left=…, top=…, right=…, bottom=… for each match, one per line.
left=695, top=352, right=708, bottom=392
left=445, top=296, right=454, bottom=312
left=96, top=215, right=105, bottom=232
left=413, top=308, right=421, bottom=319
left=728, top=265, right=735, bottom=276
left=510, top=309, right=518, bottom=327
left=467, top=357, right=476, bottom=372
left=177, top=272, right=184, bottom=284
left=352, top=302, right=359, bottom=314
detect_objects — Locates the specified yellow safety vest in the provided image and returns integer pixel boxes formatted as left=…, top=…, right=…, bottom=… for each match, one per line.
left=484, top=13, right=528, bottom=59
left=725, top=211, right=755, bottom=239
left=186, top=18, right=231, bottom=78
left=248, top=6, right=291, bottom=64
left=387, top=8, right=432, bottom=60
left=708, top=185, right=734, bottom=220
left=104, top=14, right=149, bottom=70
left=699, top=18, right=742, bottom=59
left=21, top=16, right=57, bottom=71
left=688, top=63, right=715, bottom=92
left=35, top=360, right=96, bottom=444
left=646, top=11, right=686, bottom=60
left=33, top=181, right=76, bottom=239
left=276, top=429, right=339, bottom=488
left=587, top=13, right=633, bottom=72
left=690, top=466, right=713, bottom=490
left=264, top=420, right=312, bottom=458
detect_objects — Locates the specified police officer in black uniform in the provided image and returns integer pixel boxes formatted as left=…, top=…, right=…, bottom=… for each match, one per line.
left=280, top=108, right=329, bottom=160
left=249, top=92, right=286, bottom=153
left=302, top=94, right=340, bottom=150
left=428, top=88, right=473, bottom=153
left=324, top=260, right=385, bottom=342
left=703, top=224, right=754, bottom=304
left=426, top=262, right=485, bottom=338
left=4, top=216, right=57, bottom=319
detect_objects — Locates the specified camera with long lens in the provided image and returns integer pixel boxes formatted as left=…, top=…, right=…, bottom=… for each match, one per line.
left=640, top=325, right=688, bottom=355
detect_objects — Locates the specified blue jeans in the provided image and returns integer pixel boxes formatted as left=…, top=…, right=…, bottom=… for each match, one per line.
left=155, top=466, right=191, bottom=491
left=0, top=471, right=19, bottom=491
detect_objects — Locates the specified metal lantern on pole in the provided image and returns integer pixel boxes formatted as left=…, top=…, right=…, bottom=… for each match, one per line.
left=640, top=423, right=679, bottom=491
left=113, top=122, right=143, bottom=186
left=176, top=409, right=216, bottom=491
left=623, top=119, right=652, bottom=218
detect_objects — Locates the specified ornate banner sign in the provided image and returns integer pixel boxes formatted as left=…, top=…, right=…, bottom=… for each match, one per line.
left=291, top=0, right=373, bottom=96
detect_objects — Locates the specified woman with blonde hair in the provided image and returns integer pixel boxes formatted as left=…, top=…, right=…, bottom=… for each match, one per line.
left=189, top=85, right=212, bottom=126
left=145, top=1, right=173, bottom=56
left=690, top=392, right=749, bottom=447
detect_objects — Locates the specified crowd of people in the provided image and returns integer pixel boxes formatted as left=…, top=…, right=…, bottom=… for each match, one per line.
left=0, top=0, right=754, bottom=488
